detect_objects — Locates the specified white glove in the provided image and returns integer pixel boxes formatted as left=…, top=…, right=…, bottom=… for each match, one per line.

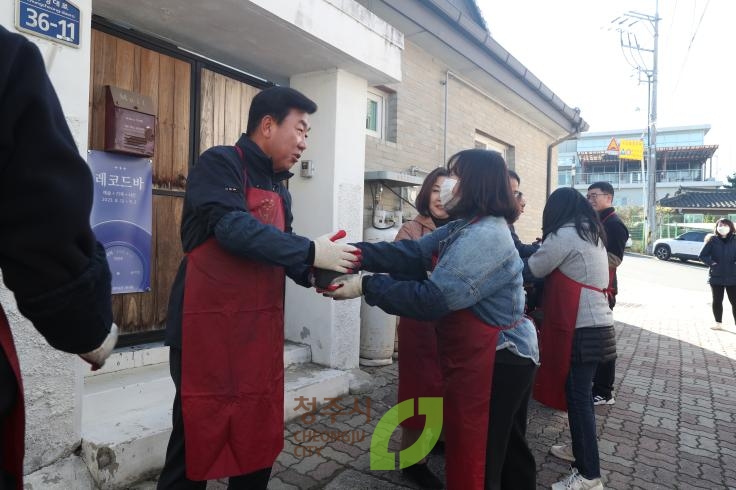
left=79, top=323, right=119, bottom=371
left=323, top=272, right=364, bottom=300
left=313, top=232, right=360, bottom=273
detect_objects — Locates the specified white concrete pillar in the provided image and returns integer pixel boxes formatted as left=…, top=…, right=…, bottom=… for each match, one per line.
left=286, top=69, right=367, bottom=370
left=0, top=0, right=92, bottom=474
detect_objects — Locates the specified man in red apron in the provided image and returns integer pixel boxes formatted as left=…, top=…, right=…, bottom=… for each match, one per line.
left=157, top=87, right=359, bottom=489
left=587, top=182, right=629, bottom=406
left=1, top=26, right=117, bottom=490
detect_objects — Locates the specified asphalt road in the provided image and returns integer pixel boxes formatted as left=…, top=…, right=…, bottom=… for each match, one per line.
left=620, top=252, right=710, bottom=293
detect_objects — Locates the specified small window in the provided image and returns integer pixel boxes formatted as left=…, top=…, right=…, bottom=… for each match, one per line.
left=474, top=131, right=507, bottom=160
left=366, top=90, right=384, bottom=138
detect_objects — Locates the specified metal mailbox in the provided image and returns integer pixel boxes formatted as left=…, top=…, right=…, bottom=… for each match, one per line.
left=104, top=86, right=156, bottom=157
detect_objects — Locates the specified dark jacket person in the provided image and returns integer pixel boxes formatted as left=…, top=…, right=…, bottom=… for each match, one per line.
left=0, top=26, right=116, bottom=490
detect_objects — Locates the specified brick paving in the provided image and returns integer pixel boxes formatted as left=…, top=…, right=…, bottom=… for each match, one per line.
left=172, top=256, right=736, bottom=489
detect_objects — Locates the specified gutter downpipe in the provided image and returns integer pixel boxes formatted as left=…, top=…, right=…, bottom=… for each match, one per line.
left=443, top=70, right=449, bottom=165
left=546, top=112, right=584, bottom=198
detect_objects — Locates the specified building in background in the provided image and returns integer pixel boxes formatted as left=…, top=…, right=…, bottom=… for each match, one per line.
left=1, top=0, right=586, bottom=486
left=558, top=125, right=720, bottom=207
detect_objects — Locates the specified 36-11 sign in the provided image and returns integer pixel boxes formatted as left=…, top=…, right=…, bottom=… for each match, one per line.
left=15, top=0, right=81, bottom=48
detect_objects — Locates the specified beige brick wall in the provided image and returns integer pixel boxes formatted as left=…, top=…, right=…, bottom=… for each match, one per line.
left=363, top=41, right=559, bottom=243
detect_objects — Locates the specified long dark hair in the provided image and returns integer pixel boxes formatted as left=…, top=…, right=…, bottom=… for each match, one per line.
left=416, top=167, right=450, bottom=217
left=542, top=187, right=605, bottom=245
left=446, top=149, right=520, bottom=222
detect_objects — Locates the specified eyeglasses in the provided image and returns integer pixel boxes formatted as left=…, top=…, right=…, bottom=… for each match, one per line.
left=586, top=192, right=610, bottom=200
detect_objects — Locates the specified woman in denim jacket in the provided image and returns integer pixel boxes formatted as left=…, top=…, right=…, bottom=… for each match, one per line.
left=325, top=149, right=538, bottom=490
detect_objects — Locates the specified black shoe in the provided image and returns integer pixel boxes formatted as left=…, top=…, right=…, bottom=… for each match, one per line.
left=430, top=440, right=445, bottom=455
left=401, top=462, right=444, bottom=489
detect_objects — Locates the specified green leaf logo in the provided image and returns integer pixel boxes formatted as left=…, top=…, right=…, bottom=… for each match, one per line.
left=370, top=397, right=443, bottom=470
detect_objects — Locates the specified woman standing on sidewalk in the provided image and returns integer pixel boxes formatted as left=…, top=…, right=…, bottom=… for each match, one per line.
left=699, top=219, right=736, bottom=331
left=394, top=167, right=449, bottom=489
left=528, top=187, right=615, bottom=490
left=324, top=149, right=539, bottom=490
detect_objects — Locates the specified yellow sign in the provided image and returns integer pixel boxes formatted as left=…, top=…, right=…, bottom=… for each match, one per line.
left=606, top=138, right=619, bottom=153
left=619, top=139, right=644, bottom=161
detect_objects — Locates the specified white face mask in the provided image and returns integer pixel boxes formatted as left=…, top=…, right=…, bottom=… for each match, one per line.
left=717, top=225, right=730, bottom=236
left=439, top=177, right=459, bottom=211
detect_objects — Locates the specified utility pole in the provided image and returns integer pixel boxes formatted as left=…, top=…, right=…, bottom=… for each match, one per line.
left=613, top=0, right=660, bottom=253
left=647, top=0, right=659, bottom=253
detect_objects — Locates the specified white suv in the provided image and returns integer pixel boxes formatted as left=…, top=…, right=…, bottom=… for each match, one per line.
left=652, top=230, right=709, bottom=262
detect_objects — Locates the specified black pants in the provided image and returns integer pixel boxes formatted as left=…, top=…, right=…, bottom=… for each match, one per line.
left=484, top=349, right=537, bottom=490
left=711, top=285, right=736, bottom=323
left=592, top=296, right=616, bottom=399
left=0, top=348, right=19, bottom=490
left=157, top=348, right=272, bottom=490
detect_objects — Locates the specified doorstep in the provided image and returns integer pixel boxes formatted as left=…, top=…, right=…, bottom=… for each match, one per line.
left=80, top=341, right=349, bottom=489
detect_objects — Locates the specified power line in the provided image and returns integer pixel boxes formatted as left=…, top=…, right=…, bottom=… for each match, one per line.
left=672, top=0, right=710, bottom=96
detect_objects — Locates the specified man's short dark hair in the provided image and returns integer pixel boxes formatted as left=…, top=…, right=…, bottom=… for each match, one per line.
left=508, top=169, right=520, bottom=184
left=246, top=86, right=317, bottom=136
left=588, top=181, right=615, bottom=197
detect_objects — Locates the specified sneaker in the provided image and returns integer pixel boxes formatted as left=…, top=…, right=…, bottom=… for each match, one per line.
left=401, top=462, right=444, bottom=489
left=551, top=467, right=604, bottom=490
left=593, top=395, right=615, bottom=406
left=711, top=322, right=723, bottom=330
left=550, top=443, right=575, bottom=462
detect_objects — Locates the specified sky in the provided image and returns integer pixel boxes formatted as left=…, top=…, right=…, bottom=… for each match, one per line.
left=476, top=0, right=735, bottom=180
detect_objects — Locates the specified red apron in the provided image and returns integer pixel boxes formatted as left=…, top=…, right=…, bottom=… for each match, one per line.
left=181, top=148, right=286, bottom=480
left=398, top=254, right=442, bottom=430
left=396, top=318, right=443, bottom=430
left=533, top=269, right=608, bottom=411
left=436, top=309, right=518, bottom=490
left=0, top=309, right=24, bottom=490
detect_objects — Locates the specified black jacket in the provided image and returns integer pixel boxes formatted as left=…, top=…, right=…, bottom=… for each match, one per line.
left=572, top=325, right=617, bottom=364
left=699, top=234, right=736, bottom=286
left=599, top=207, right=629, bottom=299
left=0, top=26, right=112, bottom=353
left=165, top=136, right=313, bottom=348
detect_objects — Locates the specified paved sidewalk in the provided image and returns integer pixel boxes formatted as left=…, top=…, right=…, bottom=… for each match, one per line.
left=142, top=256, right=736, bottom=489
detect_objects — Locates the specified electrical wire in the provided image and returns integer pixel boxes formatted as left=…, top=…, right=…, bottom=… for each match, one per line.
left=672, top=0, right=711, bottom=96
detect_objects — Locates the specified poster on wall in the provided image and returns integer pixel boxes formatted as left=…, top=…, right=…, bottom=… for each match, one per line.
left=89, top=150, right=153, bottom=294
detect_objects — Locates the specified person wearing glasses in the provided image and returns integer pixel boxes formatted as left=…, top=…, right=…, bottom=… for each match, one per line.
left=508, top=170, right=539, bottom=258
left=583, top=182, right=628, bottom=408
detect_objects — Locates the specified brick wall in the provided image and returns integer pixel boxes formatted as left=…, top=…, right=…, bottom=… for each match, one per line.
left=363, top=41, right=558, bottom=243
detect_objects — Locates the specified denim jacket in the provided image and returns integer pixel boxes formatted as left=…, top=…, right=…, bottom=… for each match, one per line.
left=358, top=216, right=539, bottom=364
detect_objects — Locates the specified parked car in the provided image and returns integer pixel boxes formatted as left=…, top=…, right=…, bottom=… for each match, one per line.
left=625, top=237, right=633, bottom=249
left=652, top=230, right=709, bottom=262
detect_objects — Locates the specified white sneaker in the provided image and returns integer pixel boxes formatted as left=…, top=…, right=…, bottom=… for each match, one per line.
left=550, top=443, right=575, bottom=462
left=593, top=395, right=615, bottom=406
left=711, top=322, right=723, bottom=330
left=551, top=468, right=604, bottom=490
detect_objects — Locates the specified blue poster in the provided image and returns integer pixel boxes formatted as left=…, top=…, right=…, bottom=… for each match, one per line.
left=89, top=151, right=153, bottom=294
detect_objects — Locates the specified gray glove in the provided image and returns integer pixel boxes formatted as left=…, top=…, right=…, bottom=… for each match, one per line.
left=79, top=323, right=119, bottom=370
left=313, top=231, right=360, bottom=273
left=323, top=272, right=364, bottom=300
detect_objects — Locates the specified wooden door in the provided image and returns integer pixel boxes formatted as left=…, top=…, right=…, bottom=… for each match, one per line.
left=199, top=68, right=260, bottom=152
left=89, top=29, right=191, bottom=333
